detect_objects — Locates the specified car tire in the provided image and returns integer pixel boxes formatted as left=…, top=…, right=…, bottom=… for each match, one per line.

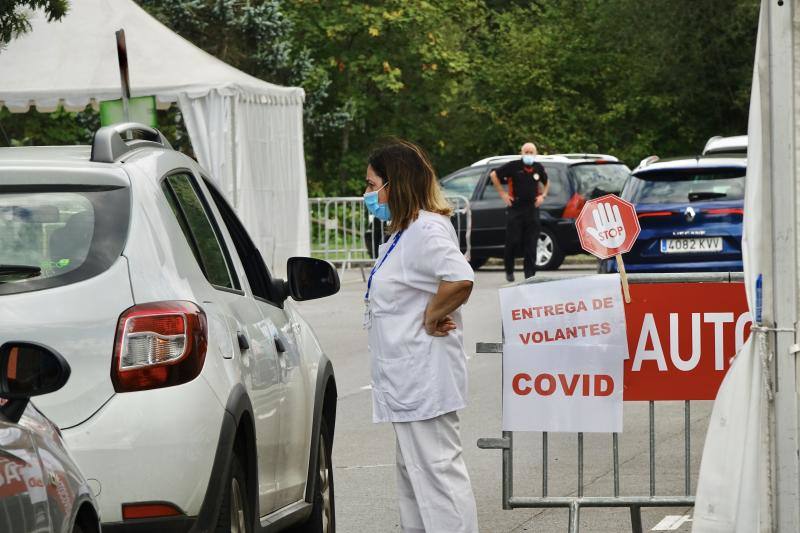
left=468, top=256, right=487, bottom=270
left=216, top=454, right=251, bottom=533
left=537, top=227, right=564, bottom=271
left=297, top=418, right=335, bottom=533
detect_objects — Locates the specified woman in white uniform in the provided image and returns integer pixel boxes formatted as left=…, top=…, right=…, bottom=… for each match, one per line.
left=363, top=139, right=479, bottom=533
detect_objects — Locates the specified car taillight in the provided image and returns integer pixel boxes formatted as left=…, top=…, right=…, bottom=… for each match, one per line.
left=638, top=211, right=673, bottom=218
left=561, top=193, right=586, bottom=219
left=706, top=208, right=744, bottom=216
left=112, top=301, right=207, bottom=393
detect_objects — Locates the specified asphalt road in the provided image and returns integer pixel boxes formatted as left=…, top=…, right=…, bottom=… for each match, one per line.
left=295, top=260, right=707, bottom=533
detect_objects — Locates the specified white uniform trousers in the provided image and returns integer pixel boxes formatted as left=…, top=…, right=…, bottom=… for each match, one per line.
left=392, top=411, right=479, bottom=533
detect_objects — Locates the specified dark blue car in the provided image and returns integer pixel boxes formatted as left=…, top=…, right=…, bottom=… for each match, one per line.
left=600, top=155, right=745, bottom=273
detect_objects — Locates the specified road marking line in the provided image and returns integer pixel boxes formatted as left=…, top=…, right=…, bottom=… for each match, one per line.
left=652, top=514, right=692, bottom=531
left=337, top=463, right=394, bottom=470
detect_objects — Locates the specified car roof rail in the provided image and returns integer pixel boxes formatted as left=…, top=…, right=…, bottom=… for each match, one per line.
left=703, top=135, right=723, bottom=151
left=636, top=155, right=660, bottom=170
left=91, top=122, right=173, bottom=163
left=557, top=153, right=619, bottom=161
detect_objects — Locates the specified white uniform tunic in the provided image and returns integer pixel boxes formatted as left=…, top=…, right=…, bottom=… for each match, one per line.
left=367, top=210, right=475, bottom=423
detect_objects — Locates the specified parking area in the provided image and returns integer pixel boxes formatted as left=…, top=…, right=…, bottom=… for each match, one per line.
left=295, top=260, right=708, bottom=533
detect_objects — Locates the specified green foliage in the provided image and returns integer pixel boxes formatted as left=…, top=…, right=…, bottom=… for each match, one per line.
left=0, top=0, right=69, bottom=44
left=0, top=0, right=760, bottom=197
left=0, top=105, right=97, bottom=146
left=135, top=0, right=348, bottom=175
left=289, top=0, right=759, bottom=192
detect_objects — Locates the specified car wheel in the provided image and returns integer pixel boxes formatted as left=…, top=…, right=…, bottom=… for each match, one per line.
left=468, top=256, right=487, bottom=270
left=299, top=418, right=335, bottom=533
left=537, top=227, right=564, bottom=270
left=216, top=455, right=251, bottom=533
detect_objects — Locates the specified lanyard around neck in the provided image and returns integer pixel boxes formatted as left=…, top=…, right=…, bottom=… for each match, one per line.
left=365, top=230, right=404, bottom=301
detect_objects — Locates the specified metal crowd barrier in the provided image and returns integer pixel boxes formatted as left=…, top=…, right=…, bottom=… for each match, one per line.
left=308, top=195, right=472, bottom=273
left=476, top=271, right=745, bottom=533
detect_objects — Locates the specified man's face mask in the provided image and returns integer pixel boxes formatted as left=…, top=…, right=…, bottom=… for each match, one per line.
left=522, top=154, right=535, bottom=166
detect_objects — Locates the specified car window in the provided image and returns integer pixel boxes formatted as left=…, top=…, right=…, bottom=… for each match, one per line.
left=624, top=169, right=745, bottom=204
left=440, top=168, right=484, bottom=199
left=162, top=173, right=239, bottom=290
left=204, top=178, right=276, bottom=303
left=571, top=163, right=631, bottom=198
left=0, top=186, right=129, bottom=296
left=541, top=165, right=569, bottom=205
left=482, top=164, right=569, bottom=204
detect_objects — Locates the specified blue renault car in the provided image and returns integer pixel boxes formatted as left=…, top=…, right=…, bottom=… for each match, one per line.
left=600, top=154, right=745, bottom=273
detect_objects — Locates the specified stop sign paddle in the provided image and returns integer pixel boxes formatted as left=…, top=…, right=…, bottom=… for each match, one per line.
left=576, top=194, right=640, bottom=303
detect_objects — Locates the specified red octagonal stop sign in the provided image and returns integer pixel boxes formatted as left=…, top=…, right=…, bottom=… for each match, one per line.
left=576, top=194, right=640, bottom=259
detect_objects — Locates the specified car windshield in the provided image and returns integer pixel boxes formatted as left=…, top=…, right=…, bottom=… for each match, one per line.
left=623, top=168, right=745, bottom=204
left=572, top=163, right=630, bottom=198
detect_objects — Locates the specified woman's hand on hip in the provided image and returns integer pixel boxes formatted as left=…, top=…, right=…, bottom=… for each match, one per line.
left=424, top=314, right=457, bottom=337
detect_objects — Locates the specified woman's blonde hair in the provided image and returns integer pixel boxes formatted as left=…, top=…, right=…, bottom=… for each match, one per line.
left=367, top=138, right=452, bottom=232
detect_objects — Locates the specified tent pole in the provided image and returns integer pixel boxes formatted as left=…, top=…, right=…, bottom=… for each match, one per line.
left=230, top=96, right=238, bottom=210
left=767, top=0, right=800, bottom=530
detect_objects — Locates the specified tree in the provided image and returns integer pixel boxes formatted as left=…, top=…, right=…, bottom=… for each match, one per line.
left=0, top=0, right=761, bottom=196
left=285, top=0, right=487, bottom=193
left=467, top=0, right=759, bottom=167
left=0, top=0, right=69, bottom=45
left=135, top=0, right=349, bottom=195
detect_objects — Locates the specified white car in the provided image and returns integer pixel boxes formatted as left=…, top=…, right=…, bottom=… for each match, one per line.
left=0, top=123, right=339, bottom=532
left=0, top=341, right=101, bottom=533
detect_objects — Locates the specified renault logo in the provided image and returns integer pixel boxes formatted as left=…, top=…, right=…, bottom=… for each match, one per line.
left=684, top=206, right=696, bottom=222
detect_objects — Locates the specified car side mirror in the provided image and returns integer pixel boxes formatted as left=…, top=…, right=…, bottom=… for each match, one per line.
left=286, top=257, right=340, bottom=302
left=0, top=342, right=71, bottom=423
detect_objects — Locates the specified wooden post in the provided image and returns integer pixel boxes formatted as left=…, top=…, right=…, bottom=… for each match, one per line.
left=615, top=254, right=630, bottom=304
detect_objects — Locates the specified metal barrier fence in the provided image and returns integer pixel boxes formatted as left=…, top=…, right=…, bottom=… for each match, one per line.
left=308, top=195, right=472, bottom=272
left=477, top=271, right=745, bottom=533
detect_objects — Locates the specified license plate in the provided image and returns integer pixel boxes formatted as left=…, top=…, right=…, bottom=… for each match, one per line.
left=661, top=237, right=723, bottom=253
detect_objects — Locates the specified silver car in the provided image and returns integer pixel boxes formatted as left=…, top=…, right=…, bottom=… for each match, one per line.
left=0, top=341, right=100, bottom=532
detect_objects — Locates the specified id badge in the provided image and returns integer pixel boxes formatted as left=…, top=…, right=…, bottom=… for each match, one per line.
left=362, top=301, right=372, bottom=330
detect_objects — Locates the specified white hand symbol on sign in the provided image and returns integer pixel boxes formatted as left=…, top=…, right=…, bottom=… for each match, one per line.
left=586, top=202, right=626, bottom=248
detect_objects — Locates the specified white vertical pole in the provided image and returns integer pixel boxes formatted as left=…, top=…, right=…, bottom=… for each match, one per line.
left=768, top=0, right=800, bottom=530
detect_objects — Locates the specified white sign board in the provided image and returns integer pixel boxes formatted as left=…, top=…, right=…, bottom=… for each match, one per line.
left=499, top=275, right=628, bottom=432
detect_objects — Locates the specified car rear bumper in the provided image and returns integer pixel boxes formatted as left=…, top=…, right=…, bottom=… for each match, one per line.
left=600, top=258, right=743, bottom=273
left=62, top=376, right=226, bottom=525
left=101, top=516, right=195, bottom=533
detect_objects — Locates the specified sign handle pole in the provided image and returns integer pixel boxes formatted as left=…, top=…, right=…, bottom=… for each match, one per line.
left=615, top=254, right=631, bottom=304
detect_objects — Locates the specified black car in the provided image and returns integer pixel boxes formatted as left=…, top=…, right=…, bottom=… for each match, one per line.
left=439, top=154, right=631, bottom=270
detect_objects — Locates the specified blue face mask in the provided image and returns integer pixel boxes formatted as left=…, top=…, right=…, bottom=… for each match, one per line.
left=364, top=184, right=391, bottom=221
left=522, top=155, right=535, bottom=166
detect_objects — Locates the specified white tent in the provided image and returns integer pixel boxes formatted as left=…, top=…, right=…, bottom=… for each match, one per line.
left=693, top=1, right=799, bottom=531
left=0, top=0, right=310, bottom=274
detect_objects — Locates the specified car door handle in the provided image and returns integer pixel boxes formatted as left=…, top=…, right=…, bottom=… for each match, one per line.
left=274, top=335, right=286, bottom=354
left=237, top=332, right=249, bottom=351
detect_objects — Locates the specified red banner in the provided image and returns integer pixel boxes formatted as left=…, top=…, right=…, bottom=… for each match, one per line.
left=623, top=282, right=750, bottom=401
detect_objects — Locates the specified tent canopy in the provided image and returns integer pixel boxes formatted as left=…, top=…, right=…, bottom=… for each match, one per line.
left=0, top=0, right=303, bottom=111
left=0, top=0, right=310, bottom=274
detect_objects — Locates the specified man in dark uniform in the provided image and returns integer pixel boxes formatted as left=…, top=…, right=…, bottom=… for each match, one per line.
left=489, top=142, right=549, bottom=282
